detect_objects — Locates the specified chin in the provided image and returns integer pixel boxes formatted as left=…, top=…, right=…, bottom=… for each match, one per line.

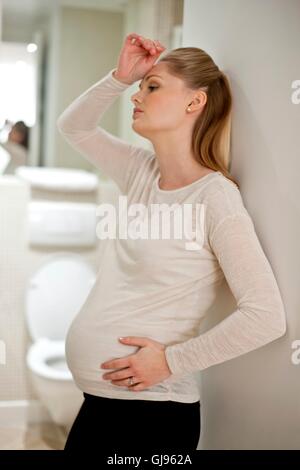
left=132, top=124, right=149, bottom=139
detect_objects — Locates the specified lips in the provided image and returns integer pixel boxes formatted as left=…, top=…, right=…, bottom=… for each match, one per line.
left=132, top=108, right=144, bottom=118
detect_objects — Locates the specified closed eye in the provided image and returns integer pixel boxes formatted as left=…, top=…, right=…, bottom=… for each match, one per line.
left=138, top=83, right=158, bottom=91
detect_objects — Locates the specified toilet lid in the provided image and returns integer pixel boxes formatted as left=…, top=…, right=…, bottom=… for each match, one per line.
left=26, top=253, right=96, bottom=341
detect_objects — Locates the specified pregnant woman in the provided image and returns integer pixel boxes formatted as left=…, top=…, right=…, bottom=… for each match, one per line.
left=57, top=33, right=286, bottom=451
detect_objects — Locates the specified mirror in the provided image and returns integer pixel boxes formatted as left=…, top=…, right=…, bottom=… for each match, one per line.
left=0, top=0, right=183, bottom=181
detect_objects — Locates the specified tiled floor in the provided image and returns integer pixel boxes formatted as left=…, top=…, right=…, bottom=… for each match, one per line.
left=0, top=422, right=67, bottom=450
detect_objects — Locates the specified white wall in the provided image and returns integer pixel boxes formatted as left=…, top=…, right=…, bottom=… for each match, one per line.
left=0, top=177, right=31, bottom=400
left=0, top=1, right=2, bottom=41
left=183, top=0, right=300, bottom=450
left=43, top=5, right=124, bottom=177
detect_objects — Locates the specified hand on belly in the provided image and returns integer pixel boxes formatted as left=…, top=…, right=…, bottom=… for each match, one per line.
left=100, top=336, right=173, bottom=391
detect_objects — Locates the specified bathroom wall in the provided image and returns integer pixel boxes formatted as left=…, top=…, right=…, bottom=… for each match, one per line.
left=0, top=1, right=2, bottom=41
left=0, top=177, right=31, bottom=399
left=183, top=0, right=300, bottom=450
left=44, top=5, right=124, bottom=175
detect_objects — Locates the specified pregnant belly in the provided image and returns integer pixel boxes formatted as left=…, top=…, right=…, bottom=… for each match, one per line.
left=64, top=319, right=178, bottom=387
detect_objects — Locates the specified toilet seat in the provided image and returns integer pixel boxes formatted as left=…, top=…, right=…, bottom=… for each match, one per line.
left=27, top=338, right=72, bottom=381
left=25, top=253, right=96, bottom=382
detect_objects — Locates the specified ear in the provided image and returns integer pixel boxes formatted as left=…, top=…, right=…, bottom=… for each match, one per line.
left=188, top=88, right=207, bottom=111
left=194, top=92, right=207, bottom=108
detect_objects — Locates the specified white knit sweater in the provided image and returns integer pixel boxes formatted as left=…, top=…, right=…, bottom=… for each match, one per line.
left=56, top=68, right=286, bottom=403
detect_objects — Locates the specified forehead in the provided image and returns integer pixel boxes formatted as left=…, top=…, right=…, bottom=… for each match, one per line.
left=141, top=65, right=166, bottom=82
left=140, top=65, right=183, bottom=88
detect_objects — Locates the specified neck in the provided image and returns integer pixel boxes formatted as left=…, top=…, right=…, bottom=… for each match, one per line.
left=153, top=148, right=212, bottom=190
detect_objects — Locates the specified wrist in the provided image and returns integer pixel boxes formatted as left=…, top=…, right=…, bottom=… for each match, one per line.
left=112, top=70, right=133, bottom=85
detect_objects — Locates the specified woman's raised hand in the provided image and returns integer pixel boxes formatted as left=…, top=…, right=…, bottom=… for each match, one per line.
left=113, top=33, right=166, bottom=85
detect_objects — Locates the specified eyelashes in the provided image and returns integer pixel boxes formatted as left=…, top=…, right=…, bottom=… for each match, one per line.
left=137, top=85, right=158, bottom=94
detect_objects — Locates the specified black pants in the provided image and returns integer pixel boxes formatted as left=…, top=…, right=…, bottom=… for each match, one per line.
left=64, top=392, right=201, bottom=451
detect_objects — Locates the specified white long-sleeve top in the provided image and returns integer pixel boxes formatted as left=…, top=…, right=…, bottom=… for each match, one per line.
left=56, top=68, right=287, bottom=403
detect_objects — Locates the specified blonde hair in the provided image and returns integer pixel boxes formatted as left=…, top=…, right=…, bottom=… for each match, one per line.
left=158, top=47, right=239, bottom=189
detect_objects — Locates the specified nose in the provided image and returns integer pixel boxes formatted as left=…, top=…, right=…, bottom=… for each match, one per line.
left=131, top=90, right=142, bottom=106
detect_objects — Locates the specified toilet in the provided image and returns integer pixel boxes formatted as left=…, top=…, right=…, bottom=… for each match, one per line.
left=25, top=252, right=96, bottom=432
